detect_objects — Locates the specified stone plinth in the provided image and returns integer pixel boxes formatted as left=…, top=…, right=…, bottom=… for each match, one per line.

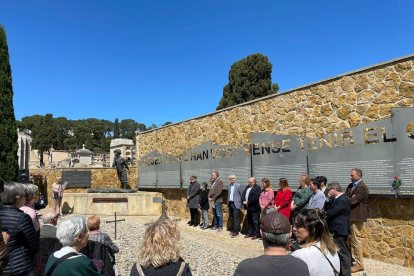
left=60, top=192, right=161, bottom=216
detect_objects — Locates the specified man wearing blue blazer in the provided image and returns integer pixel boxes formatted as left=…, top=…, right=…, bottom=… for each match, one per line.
left=325, top=182, right=352, bottom=276
left=242, top=177, right=262, bottom=240
left=227, top=174, right=244, bottom=238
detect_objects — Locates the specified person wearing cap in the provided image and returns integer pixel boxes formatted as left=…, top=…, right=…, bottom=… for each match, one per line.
left=234, top=212, right=309, bottom=276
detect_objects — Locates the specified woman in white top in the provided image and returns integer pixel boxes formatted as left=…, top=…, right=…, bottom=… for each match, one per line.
left=292, top=208, right=340, bottom=276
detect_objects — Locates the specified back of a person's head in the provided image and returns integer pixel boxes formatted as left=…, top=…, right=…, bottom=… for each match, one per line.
left=57, top=216, right=86, bottom=246
left=42, top=211, right=57, bottom=224
left=138, top=218, right=180, bottom=268
left=87, top=216, right=101, bottom=231
left=1, top=182, right=26, bottom=205
left=295, top=209, right=337, bottom=255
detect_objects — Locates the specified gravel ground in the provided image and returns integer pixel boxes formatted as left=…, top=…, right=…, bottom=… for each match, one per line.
left=49, top=214, right=414, bottom=276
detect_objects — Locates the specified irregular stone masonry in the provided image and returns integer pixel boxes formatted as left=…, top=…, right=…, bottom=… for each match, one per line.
left=136, top=55, right=414, bottom=268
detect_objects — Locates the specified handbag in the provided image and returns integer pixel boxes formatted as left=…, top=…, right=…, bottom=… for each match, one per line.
left=53, top=193, right=59, bottom=199
left=313, top=245, right=340, bottom=276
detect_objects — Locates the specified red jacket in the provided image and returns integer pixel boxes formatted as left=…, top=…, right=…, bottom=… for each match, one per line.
left=274, top=188, right=292, bottom=220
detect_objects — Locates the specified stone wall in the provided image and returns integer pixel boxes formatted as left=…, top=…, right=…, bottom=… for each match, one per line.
left=43, top=167, right=137, bottom=209
left=137, top=54, right=414, bottom=268
left=137, top=55, right=414, bottom=157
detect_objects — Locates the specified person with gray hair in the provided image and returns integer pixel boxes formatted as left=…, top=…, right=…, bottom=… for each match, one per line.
left=234, top=212, right=309, bottom=276
left=0, top=182, right=39, bottom=276
left=45, top=216, right=101, bottom=276
left=20, top=184, right=40, bottom=232
left=20, top=184, right=42, bottom=274
left=40, top=211, right=59, bottom=239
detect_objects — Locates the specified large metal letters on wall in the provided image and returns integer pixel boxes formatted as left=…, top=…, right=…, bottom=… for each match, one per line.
left=137, top=108, right=414, bottom=196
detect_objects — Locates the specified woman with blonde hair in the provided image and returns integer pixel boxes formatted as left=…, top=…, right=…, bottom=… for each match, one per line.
left=291, top=174, right=313, bottom=221
left=274, top=178, right=292, bottom=220
left=292, top=208, right=340, bottom=276
left=259, top=178, right=274, bottom=220
left=129, top=219, right=192, bottom=276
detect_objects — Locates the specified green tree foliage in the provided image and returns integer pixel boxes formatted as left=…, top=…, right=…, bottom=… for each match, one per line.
left=162, top=121, right=173, bottom=126
left=216, top=53, right=279, bottom=110
left=0, top=26, right=18, bottom=181
left=113, top=118, right=120, bottom=138
left=18, top=115, right=145, bottom=153
left=147, top=123, right=158, bottom=130
left=119, top=119, right=138, bottom=140
left=32, top=114, right=57, bottom=163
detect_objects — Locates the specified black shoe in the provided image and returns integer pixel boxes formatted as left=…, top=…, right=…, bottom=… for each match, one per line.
left=193, top=224, right=198, bottom=227
left=189, top=223, right=194, bottom=226
left=187, top=221, right=192, bottom=225
left=201, top=227, right=208, bottom=230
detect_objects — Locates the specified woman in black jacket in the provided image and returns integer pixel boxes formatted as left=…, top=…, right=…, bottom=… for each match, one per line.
left=0, top=182, right=39, bottom=276
left=199, top=182, right=209, bottom=229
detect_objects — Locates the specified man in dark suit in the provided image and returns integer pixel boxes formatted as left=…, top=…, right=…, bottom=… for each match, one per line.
left=346, top=168, right=369, bottom=273
left=325, top=182, right=351, bottom=276
left=208, top=171, right=224, bottom=231
left=227, top=174, right=244, bottom=238
left=242, top=177, right=262, bottom=240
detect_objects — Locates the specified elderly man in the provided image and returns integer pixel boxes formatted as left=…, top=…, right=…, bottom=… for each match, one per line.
left=227, top=174, right=243, bottom=238
left=234, top=212, right=309, bottom=276
left=40, top=211, right=62, bottom=276
left=40, top=211, right=59, bottom=238
left=208, top=171, right=224, bottom=231
left=307, top=179, right=326, bottom=210
left=325, top=182, right=352, bottom=276
left=242, top=177, right=262, bottom=240
left=346, top=168, right=369, bottom=273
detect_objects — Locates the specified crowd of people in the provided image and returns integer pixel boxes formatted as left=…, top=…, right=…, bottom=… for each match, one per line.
left=0, top=167, right=369, bottom=276
left=185, top=169, right=369, bottom=276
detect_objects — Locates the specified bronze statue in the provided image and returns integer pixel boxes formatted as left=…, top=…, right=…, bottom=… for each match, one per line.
left=112, top=149, right=130, bottom=189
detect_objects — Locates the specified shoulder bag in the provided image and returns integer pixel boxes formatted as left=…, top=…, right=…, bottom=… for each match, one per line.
left=312, top=245, right=340, bottom=276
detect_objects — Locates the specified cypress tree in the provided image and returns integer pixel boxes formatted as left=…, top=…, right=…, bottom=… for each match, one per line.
left=114, top=118, right=120, bottom=138
left=0, top=25, right=19, bottom=181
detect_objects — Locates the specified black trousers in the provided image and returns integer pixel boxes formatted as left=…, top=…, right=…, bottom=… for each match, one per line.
left=334, top=234, right=351, bottom=276
left=228, top=202, right=240, bottom=234
left=247, top=211, right=260, bottom=237
left=190, top=208, right=199, bottom=225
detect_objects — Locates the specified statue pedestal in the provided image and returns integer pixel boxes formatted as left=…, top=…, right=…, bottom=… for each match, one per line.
left=58, top=192, right=162, bottom=216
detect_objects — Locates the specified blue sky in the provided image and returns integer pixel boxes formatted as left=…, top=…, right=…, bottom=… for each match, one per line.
left=1, top=0, right=413, bottom=127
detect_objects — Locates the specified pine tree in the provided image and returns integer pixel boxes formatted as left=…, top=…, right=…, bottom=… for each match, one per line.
left=217, top=53, right=279, bottom=110
left=114, top=118, right=120, bottom=138
left=0, top=25, right=19, bottom=181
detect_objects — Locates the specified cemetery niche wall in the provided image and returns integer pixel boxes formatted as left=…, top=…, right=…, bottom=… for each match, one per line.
left=138, top=108, right=414, bottom=196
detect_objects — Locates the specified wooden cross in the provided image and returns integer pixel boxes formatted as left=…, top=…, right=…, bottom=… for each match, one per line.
left=106, top=212, right=125, bottom=240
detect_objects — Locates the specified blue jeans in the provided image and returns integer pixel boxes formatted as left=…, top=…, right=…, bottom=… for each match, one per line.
left=212, top=202, right=223, bottom=228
